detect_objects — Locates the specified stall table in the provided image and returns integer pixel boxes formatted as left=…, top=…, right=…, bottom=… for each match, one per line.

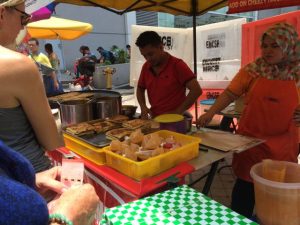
left=49, top=147, right=195, bottom=209
left=187, top=127, right=263, bottom=194
left=188, top=147, right=233, bottom=194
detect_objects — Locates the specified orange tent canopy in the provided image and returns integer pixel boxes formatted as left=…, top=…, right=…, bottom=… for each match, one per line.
left=55, top=0, right=227, bottom=16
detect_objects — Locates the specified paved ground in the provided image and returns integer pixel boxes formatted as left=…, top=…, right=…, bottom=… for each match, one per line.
left=189, top=155, right=235, bottom=207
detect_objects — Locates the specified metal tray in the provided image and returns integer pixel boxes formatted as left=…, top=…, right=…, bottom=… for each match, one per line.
left=63, top=131, right=111, bottom=148
left=62, top=118, right=121, bottom=148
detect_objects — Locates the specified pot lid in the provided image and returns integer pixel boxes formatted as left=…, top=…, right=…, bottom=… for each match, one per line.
left=154, top=114, right=184, bottom=123
left=200, top=99, right=216, bottom=105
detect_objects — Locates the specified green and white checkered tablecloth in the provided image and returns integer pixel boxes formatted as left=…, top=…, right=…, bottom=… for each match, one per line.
left=101, top=185, right=258, bottom=225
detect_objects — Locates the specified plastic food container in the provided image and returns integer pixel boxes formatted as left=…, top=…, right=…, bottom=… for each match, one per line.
left=250, top=160, right=300, bottom=225
left=63, top=133, right=106, bottom=165
left=104, top=130, right=201, bottom=180
left=154, top=114, right=186, bottom=134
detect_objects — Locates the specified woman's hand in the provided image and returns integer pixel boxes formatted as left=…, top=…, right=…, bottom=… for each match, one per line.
left=49, top=184, right=99, bottom=225
left=36, top=166, right=66, bottom=196
left=197, top=112, right=214, bottom=127
left=293, top=105, right=300, bottom=126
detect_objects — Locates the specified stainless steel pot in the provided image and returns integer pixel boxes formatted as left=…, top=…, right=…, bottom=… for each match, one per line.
left=122, top=105, right=137, bottom=118
left=94, top=96, right=121, bottom=119
left=185, top=117, right=193, bottom=133
left=59, top=99, right=93, bottom=127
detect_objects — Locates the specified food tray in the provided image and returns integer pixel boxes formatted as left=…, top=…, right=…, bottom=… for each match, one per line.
left=48, top=90, right=121, bottom=109
left=63, top=133, right=106, bottom=165
left=104, top=130, right=201, bottom=180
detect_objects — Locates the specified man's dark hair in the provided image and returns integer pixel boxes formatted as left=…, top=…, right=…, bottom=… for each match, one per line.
left=28, top=38, right=39, bottom=46
left=80, top=45, right=89, bottom=52
left=44, top=43, right=53, bottom=53
left=135, top=31, right=162, bottom=48
left=97, top=47, right=104, bottom=52
left=126, top=44, right=131, bottom=49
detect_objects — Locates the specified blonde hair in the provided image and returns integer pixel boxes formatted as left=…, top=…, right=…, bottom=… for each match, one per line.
left=0, top=0, right=24, bottom=7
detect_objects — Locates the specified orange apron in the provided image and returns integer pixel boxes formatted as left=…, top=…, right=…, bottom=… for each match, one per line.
left=232, top=77, right=299, bottom=182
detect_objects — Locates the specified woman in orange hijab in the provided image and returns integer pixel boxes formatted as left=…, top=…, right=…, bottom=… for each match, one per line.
left=197, top=22, right=300, bottom=218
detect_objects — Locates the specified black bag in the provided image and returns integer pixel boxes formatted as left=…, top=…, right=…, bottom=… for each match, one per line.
left=78, top=56, right=96, bottom=77
left=108, top=51, right=116, bottom=64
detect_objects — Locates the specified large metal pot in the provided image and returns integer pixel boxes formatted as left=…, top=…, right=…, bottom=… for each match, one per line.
left=59, top=99, right=93, bottom=127
left=121, top=105, right=137, bottom=119
left=185, top=116, right=193, bottom=133
left=94, top=96, right=121, bottom=119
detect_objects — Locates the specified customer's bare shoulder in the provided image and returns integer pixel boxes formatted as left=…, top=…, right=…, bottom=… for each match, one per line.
left=0, top=46, right=39, bottom=81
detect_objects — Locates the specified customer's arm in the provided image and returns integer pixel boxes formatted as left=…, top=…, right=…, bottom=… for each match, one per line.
left=41, top=54, right=59, bottom=91
left=174, top=78, right=202, bottom=114
left=136, top=86, right=152, bottom=119
left=50, top=71, right=59, bottom=90
left=13, top=56, right=64, bottom=150
left=197, top=89, right=237, bottom=127
left=36, top=167, right=99, bottom=225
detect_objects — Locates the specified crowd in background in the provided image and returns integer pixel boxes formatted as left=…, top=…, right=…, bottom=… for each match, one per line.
left=73, top=44, right=131, bottom=89
left=16, top=39, right=131, bottom=90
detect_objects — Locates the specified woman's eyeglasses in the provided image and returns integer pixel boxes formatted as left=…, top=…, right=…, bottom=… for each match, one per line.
left=13, top=7, right=32, bottom=26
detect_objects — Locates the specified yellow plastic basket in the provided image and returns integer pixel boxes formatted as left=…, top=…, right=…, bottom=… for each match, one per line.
left=63, top=133, right=106, bottom=165
left=104, top=130, right=201, bottom=180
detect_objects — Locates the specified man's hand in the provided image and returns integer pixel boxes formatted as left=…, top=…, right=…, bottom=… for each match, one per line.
left=293, top=105, right=300, bottom=126
left=53, top=80, right=59, bottom=90
left=141, top=106, right=152, bottom=119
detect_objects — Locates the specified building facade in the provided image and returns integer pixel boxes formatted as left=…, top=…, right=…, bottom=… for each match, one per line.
left=41, top=4, right=300, bottom=72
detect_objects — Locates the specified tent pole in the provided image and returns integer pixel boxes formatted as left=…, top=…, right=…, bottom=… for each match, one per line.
left=192, top=0, right=199, bottom=121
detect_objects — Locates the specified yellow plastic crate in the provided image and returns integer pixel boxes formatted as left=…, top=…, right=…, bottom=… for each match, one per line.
left=63, top=133, right=106, bottom=165
left=104, top=130, right=201, bottom=180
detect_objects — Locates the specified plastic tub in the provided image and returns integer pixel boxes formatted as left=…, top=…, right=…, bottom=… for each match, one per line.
left=63, top=133, right=106, bottom=165
left=105, top=130, right=200, bottom=180
left=154, top=114, right=186, bottom=134
left=250, top=160, right=300, bottom=225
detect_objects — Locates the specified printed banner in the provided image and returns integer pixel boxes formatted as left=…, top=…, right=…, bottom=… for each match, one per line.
left=190, top=18, right=246, bottom=82
left=25, top=0, right=54, bottom=14
left=228, top=0, right=300, bottom=14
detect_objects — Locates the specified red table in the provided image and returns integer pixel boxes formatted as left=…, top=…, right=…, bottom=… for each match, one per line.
left=48, top=147, right=195, bottom=210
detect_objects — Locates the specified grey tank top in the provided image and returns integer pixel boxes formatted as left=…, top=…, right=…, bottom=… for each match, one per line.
left=0, top=106, right=51, bottom=172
